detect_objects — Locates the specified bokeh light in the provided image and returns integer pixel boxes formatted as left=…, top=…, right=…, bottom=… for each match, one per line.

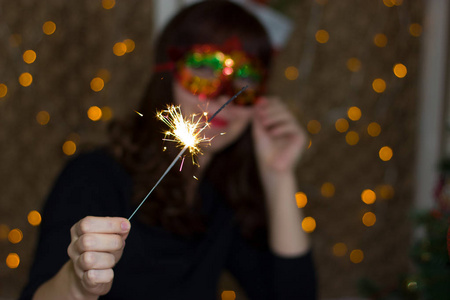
left=307, top=120, right=321, bottom=134
left=285, top=66, right=299, bottom=80
left=8, top=228, right=23, bottom=244
left=302, top=217, right=316, bottom=233
left=101, top=106, right=113, bottom=121
left=63, top=140, right=77, bottom=156
left=379, top=146, right=393, bottom=161
left=346, top=57, right=361, bottom=72
left=373, top=33, right=387, bottom=47
left=23, top=50, right=37, bottom=64
left=113, top=42, right=127, bottom=56
left=335, top=118, right=349, bottom=133
left=90, top=77, right=105, bottom=92
left=124, top=39, right=135, bottom=53
left=19, top=72, right=33, bottom=87
left=6, top=253, right=20, bottom=269
left=383, top=0, right=394, bottom=7
left=361, top=189, right=376, bottom=205
left=42, top=21, right=56, bottom=35
left=409, top=23, right=422, bottom=37
left=88, top=106, right=102, bottom=121
left=0, top=83, right=7, bottom=98
left=36, top=111, right=50, bottom=125
left=347, top=106, right=361, bottom=121
left=332, top=243, right=347, bottom=257
left=295, top=192, right=308, bottom=208
left=367, top=122, right=381, bottom=137
left=377, top=184, right=395, bottom=200
left=345, top=131, right=359, bottom=145
left=102, top=0, right=116, bottom=9
left=28, top=210, right=42, bottom=226
left=0, top=224, right=10, bottom=240
left=97, top=69, right=111, bottom=83
left=350, top=249, right=364, bottom=263
left=315, top=29, right=329, bottom=44
left=372, top=78, right=386, bottom=93
left=393, top=63, right=407, bottom=78
left=221, top=291, right=236, bottom=300
left=362, top=212, right=376, bottom=227
left=321, top=182, right=335, bottom=198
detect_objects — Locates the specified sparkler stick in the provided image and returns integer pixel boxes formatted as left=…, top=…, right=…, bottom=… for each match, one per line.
left=128, top=86, right=248, bottom=221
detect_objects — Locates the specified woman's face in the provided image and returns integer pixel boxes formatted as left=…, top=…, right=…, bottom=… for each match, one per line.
left=173, top=81, right=254, bottom=154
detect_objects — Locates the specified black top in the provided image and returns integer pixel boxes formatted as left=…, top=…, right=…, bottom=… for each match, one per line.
left=20, top=150, right=316, bottom=299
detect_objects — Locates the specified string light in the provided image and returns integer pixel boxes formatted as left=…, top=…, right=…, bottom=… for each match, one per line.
left=124, top=39, right=136, bottom=53
left=88, top=106, right=102, bottom=121
left=102, top=0, right=116, bottom=10
left=221, top=291, right=236, bottom=300
left=315, top=29, right=330, bottom=44
left=361, top=189, right=376, bottom=205
left=347, top=106, right=361, bottom=121
left=6, top=253, right=20, bottom=269
left=8, top=229, right=23, bottom=244
left=377, top=184, right=395, bottom=199
left=285, top=66, right=299, bottom=80
left=0, top=224, right=10, bottom=240
left=335, top=118, right=349, bottom=133
left=379, top=146, right=393, bottom=161
left=345, top=131, right=359, bottom=145
left=321, top=182, right=335, bottom=197
left=346, top=58, right=361, bottom=72
left=367, top=122, right=381, bottom=137
left=23, top=50, right=37, bottom=64
left=362, top=212, right=376, bottom=227
left=393, top=63, right=407, bottom=78
left=0, top=83, right=7, bottom=98
left=113, top=42, right=127, bottom=56
left=332, top=242, right=347, bottom=257
left=409, top=23, right=422, bottom=37
left=28, top=210, right=42, bottom=226
left=36, top=111, right=50, bottom=125
left=302, top=217, right=316, bottom=233
left=90, top=77, right=105, bottom=92
left=373, top=33, right=387, bottom=47
left=307, top=120, right=321, bottom=134
left=96, top=69, right=111, bottom=83
left=295, top=192, right=308, bottom=208
left=350, top=249, right=364, bottom=263
left=372, top=78, right=386, bottom=93
left=19, top=72, right=33, bottom=87
left=101, top=106, right=113, bottom=121
left=62, top=140, right=77, bottom=156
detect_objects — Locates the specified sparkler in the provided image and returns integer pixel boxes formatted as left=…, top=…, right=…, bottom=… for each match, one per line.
left=128, top=86, right=248, bottom=220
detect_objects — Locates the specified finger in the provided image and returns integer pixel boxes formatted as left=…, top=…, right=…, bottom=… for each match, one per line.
left=75, top=216, right=131, bottom=238
left=76, top=233, right=125, bottom=253
left=83, top=269, right=114, bottom=286
left=77, top=252, right=116, bottom=271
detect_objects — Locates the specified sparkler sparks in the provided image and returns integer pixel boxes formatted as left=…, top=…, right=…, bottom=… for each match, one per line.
left=128, top=86, right=248, bottom=221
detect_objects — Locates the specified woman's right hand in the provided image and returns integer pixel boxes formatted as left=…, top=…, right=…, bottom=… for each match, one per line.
left=67, top=216, right=131, bottom=298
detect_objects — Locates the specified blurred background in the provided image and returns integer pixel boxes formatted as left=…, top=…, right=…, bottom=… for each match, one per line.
left=2, top=0, right=449, bottom=299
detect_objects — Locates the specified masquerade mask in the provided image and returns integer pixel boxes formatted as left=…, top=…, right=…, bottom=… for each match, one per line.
left=156, top=40, right=266, bottom=106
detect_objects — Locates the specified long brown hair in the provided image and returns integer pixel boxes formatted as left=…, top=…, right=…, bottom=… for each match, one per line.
left=109, top=0, right=273, bottom=239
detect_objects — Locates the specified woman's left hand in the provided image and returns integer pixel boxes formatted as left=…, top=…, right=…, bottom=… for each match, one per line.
left=252, top=97, right=308, bottom=174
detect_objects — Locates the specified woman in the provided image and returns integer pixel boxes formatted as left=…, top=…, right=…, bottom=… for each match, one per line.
left=21, top=1, right=316, bottom=299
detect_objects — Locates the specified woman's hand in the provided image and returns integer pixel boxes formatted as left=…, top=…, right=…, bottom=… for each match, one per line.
left=67, top=216, right=131, bottom=298
left=252, top=97, right=307, bottom=175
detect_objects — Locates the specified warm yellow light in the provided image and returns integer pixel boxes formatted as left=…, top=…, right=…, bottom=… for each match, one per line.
left=124, top=39, right=135, bottom=53
left=383, top=0, right=394, bottom=7
left=350, top=249, right=364, bottom=263
left=8, top=229, right=23, bottom=244
left=302, top=217, right=316, bottom=233
left=96, top=69, right=111, bottom=83
left=307, top=120, right=321, bottom=135
left=36, top=111, right=50, bottom=125
left=42, top=21, right=56, bottom=35
left=362, top=212, right=376, bottom=227
left=0, top=83, right=7, bottom=98
left=373, top=33, right=387, bottom=47
left=6, top=253, right=20, bottom=269
left=113, top=42, right=127, bottom=56
left=101, top=106, right=113, bottom=121
left=321, top=182, right=335, bottom=198
left=367, top=122, right=381, bottom=137
left=409, top=23, right=422, bottom=37
left=102, top=0, right=116, bottom=9
left=28, top=210, right=42, bottom=226
left=346, top=57, right=361, bottom=72
left=63, top=141, right=77, bottom=156
left=90, top=77, right=104, bottom=92
left=361, top=189, right=376, bottom=205
left=379, top=146, right=393, bottom=161
left=335, top=118, right=349, bottom=133
left=377, top=184, right=395, bottom=199
left=333, top=243, right=347, bottom=257
left=19, top=72, right=33, bottom=87
left=295, top=192, right=308, bottom=208
left=285, top=66, right=299, bottom=80
left=315, top=29, right=329, bottom=44
left=393, top=63, right=407, bottom=78
left=23, top=50, right=37, bottom=64
left=308, top=139, right=312, bottom=149
left=372, top=78, right=386, bottom=93
left=347, top=106, right=361, bottom=121
left=221, top=291, right=236, bottom=300
left=345, top=131, right=359, bottom=145
left=88, top=106, right=102, bottom=121
left=0, top=224, right=10, bottom=240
